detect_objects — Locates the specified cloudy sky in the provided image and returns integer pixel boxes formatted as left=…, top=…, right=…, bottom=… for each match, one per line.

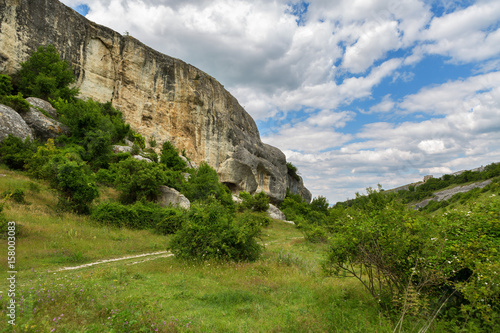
left=61, top=0, right=500, bottom=204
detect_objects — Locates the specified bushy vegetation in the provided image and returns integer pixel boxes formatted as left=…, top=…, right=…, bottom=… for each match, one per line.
left=168, top=199, right=263, bottom=262
left=16, top=44, right=79, bottom=101
left=92, top=201, right=185, bottom=234
left=322, top=187, right=500, bottom=331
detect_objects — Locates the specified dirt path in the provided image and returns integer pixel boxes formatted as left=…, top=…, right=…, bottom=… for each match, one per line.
left=50, top=251, right=173, bottom=273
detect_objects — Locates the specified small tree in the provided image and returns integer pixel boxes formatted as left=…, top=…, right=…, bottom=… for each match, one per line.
left=0, top=74, right=13, bottom=96
left=16, top=45, right=78, bottom=100
left=160, top=141, right=186, bottom=171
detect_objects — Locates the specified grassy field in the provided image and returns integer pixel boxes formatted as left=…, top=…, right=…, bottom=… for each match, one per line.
left=0, top=167, right=480, bottom=332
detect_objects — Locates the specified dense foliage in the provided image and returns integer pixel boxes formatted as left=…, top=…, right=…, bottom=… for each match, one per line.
left=168, top=199, right=263, bottom=262
left=16, top=45, right=79, bottom=101
left=323, top=186, right=500, bottom=330
left=92, top=201, right=185, bottom=234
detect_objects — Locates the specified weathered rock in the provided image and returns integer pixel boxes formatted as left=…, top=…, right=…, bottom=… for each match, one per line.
left=0, top=104, right=33, bottom=141
left=20, top=105, right=68, bottom=141
left=132, top=155, right=153, bottom=163
left=112, top=145, right=133, bottom=154
left=287, top=174, right=312, bottom=203
left=157, top=185, right=190, bottom=210
left=25, top=97, right=58, bottom=118
left=267, top=204, right=287, bottom=221
left=0, top=0, right=311, bottom=202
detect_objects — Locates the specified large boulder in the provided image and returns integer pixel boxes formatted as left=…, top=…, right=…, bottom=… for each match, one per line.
left=157, top=185, right=190, bottom=210
left=25, top=97, right=58, bottom=118
left=0, top=104, right=33, bottom=141
left=267, top=204, right=287, bottom=221
left=20, top=104, right=68, bottom=141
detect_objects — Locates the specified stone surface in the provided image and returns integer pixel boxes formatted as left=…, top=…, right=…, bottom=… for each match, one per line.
left=20, top=105, right=68, bottom=141
left=267, top=204, right=287, bottom=221
left=132, top=155, right=153, bottom=163
left=0, top=0, right=311, bottom=202
left=112, top=145, right=133, bottom=154
left=157, top=185, right=191, bottom=210
left=0, top=104, right=33, bottom=141
left=25, top=97, right=58, bottom=118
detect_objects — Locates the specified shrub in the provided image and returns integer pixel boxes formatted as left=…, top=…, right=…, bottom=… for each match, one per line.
left=286, top=162, right=300, bottom=181
left=238, top=191, right=270, bottom=212
left=0, top=74, right=13, bottom=96
left=112, top=157, right=180, bottom=204
left=2, top=189, right=27, bottom=204
left=129, top=132, right=145, bottom=149
left=160, top=141, right=186, bottom=171
left=16, top=44, right=78, bottom=100
left=51, top=159, right=99, bottom=214
left=0, top=135, right=36, bottom=170
left=92, top=201, right=184, bottom=234
left=168, top=199, right=262, bottom=262
left=181, top=162, right=233, bottom=207
left=0, top=93, right=31, bottom=113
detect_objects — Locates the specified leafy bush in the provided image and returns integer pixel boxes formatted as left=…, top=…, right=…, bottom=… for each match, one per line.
left=51, top=159, right=99, bottom=214
left=16, top=45, right=78, bottom=100
left=0, top=93, right=31, bottom=113
left=2, top=189, right=27, bottom=204
left=92, top=201, right=185, bottom=234
left=112, top=157, right=180, bottom=204
left=129, top=132, right=145, bottom=149
left=160, top=141, right=186, bottom=171
left=238, top=191, right=270, bottom=212
left=168, top=199, right=262, bottom=262
left=0, top=74, right=13, bottom=96
left=324, top=190, right=500, bottom=330
left=286, top=162, right=300, bottom=181
left=0, top=135, right=36, bottom=170
left=181, top=162, right=233, bottom=207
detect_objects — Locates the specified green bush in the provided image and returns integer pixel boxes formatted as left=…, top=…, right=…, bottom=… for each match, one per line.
left=95, top=168, right=116, bottom=186
left=0, top=93, right=31, bottom=113
left=129, top=132, right=145, bottom=150
left=16, top=45, right=79, bottom=100
left=286, top=162, right=300, bottom=181
left=160, top=141, right=186, bottom=171
left=51, top=159, right=99, bottom=214
left=238, top=191, right=270, bottom=212
left=112, top=157, right=180, bottom=204
left=2, top=189, right=27, bottom=204
left=168, top=199, right=262, bottom=262
left=0, top=134, right=36, bottom=170
left=0, top=74, right=13, bottom=96
left=181, top=162, right=233, bottom=207
left=92, top=201, right=185, bottom=234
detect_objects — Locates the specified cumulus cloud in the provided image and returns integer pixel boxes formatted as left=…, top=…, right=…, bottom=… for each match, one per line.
left=60, top=0, right=500, bottom=203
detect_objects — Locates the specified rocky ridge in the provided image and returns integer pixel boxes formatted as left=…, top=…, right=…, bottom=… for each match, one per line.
left=0, top=0, right=311, bottom=203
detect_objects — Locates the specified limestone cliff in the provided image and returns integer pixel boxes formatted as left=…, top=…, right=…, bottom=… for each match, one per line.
left=0, top=0, right=311, bottom=203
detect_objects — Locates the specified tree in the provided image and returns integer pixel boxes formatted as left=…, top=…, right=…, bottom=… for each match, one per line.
left=16, top=45, right=78, bottom=100
left=160, top=141, right=186, bottom=171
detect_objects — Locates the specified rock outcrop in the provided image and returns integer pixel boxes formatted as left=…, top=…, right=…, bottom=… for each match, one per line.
left=157, top=186, right=191, bottom=210
left=0, top=0, right=311, bottom=202
left=0, top=104, right=33, bottom=141
left=21, top=98, right=68, bottom=141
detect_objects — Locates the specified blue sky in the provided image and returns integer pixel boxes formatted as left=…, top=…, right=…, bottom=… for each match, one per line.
left=63, top=0, right=500, bottom=204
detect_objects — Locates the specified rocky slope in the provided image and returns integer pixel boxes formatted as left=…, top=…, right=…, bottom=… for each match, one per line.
left=0, top=0, right=311, bottom=203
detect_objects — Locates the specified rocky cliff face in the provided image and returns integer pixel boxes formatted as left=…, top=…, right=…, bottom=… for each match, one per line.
left=0, top=0, right=311, bottom=203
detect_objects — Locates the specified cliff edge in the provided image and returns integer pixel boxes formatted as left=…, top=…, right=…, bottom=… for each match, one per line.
left=0, top=0, right=311, bottom=203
